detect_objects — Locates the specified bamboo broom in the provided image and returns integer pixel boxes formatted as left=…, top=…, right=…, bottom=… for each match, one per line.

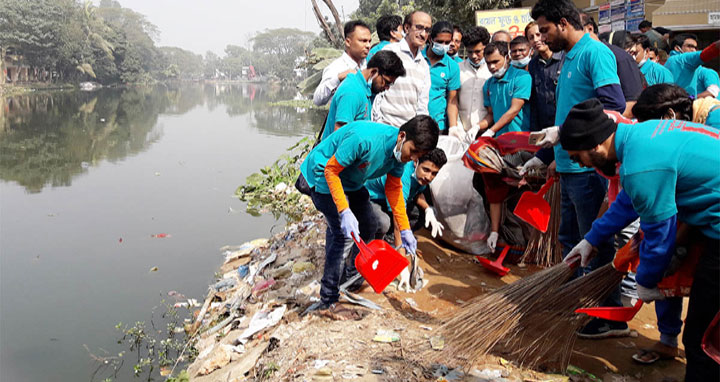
left=520, top=181, right=562, bottom=267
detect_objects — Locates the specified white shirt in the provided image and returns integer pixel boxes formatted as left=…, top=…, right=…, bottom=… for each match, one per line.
left=457, top=58, right=491, bottom=132
left=313, top=52, right=365, bottom=106
left=371, top=38, right=430, bottom=127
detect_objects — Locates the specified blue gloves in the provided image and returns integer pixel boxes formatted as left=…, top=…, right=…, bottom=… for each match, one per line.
left=400, top=229, right=417, bottom=254
left=339, top=209, right=360, bottom=239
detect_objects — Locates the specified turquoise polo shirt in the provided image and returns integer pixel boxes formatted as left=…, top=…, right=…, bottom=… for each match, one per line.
left=706, top=107, right=720, bottom=129
left=451, top=54, right=463, bottom=63
left=695, top=67, right=720, bottom=98
left=367, top=41, right=390, bottom=62
left=664, top=51, right=703, bottom=95
left=365, top=161, right=426, bottom=209
left=301, top=121, right=405, bottom=194
left=422, top=48, right=461, bottom=131
left=615, top=120, right=720, bottom=239
left=482, top=65, right=532, bottom=135
left=640, top=60, right=674, bottom=87
left=555, top=33, right=619, bottom=173
left=321, top=70, right=371, bottom=141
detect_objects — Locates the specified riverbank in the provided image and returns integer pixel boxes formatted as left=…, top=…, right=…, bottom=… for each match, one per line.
left=183, top=213, right=687, bottom=382
left=0, top=82, right=76, bottom=97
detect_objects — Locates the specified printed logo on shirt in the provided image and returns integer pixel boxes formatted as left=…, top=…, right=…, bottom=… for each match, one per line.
left=358, top=162, right=370, bottom=172
left=652, top=120, right=720, bottom=139
left=567, top=71, right=572, bottom=79
left=440, top=72, right=446, bottom=78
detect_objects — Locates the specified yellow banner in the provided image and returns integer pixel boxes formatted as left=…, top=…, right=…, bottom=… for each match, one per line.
left=475, top=8, right=533, bottom=38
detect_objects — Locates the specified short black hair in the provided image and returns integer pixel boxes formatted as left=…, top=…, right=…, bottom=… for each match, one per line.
left=579, top=12, right=598, bottom=34
left=462, top=26, right=490, bottom=47
left=509, top=36, right=530, bottom=48
left=671, top=33, right=698, bottom=50
left=632, top=84, right=693, bottom=122
left=484, top=41, right=508, bottom=58
left=376, top=15, right=402, bottom=42
left=638, top=20, right=652, bottom=30
left=634, top=34, right=650, bottom=50
left=648, top=46, right=659, bottom=55
left=399, top=115, right=439, bottom=152
left=610, top=30, right=630, bottom=48
left=418, top=148, right=447, bottom=169
left=623, top=32, right=637, bottom=50
left=453, top=25, right=464, bottom=36
left=344, top=20, right=370, bottom=38
left=430, top=21, right=453, bottom=40
left=367, top=50, right=406, bottom=78
left=531, top=0, right=583, bottom=31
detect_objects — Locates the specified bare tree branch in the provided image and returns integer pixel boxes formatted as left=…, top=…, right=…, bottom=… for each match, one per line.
left=322, top=0, right=344, bottom=40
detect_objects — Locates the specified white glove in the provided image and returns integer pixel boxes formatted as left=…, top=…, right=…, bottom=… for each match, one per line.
left=424, top=207, right=445, bottom=238
left=487, top=231, right=498, bottom=252
left=563, top=239, right=594, bottom=267
left=397, top=266, right=412, bottom=293
left=537, top=126, right=560, bottom=148
left=637, top=284, right=665, bottom=302
left=465, top=125, right=480, bottom=144
left=519, top=157, right=544, bottom=177
left=481, top=129, right=495, bottom=138
left=448, top=125, right=464, bottom=140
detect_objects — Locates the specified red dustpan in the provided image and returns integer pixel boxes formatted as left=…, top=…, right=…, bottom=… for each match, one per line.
left=352, top=235, right=410, bottom=293
left=513, top=177, right=555, bottom=232
left=476, top=246, right=511, bottom=276
left=575, top=299, right=644, bottom=322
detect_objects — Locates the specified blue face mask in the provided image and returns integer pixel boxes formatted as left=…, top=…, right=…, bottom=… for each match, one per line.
left=431, top=42, right=450, bottom=56
left=511, top=56, right=531, bottom=68
left=393, top=137, right=405, bottom=162
left=469, top=58, right=485, bottom=68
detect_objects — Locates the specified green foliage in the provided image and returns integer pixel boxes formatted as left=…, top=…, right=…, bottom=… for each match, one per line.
left=235, top=137, right=315, bottom=221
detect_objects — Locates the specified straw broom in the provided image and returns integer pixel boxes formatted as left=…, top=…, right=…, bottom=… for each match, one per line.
left=520, top=181, right=563, bottom=267
left=431, top=262, right=577, bottom=367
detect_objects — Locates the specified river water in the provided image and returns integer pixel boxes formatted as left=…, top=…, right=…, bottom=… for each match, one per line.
left=0, top=84, right=323, bottom=381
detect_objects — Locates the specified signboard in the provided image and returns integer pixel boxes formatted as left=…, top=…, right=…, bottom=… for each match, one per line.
left=626, top=17, right=644, bottom=31
left=475, top=8, right=533, bottom=37
left=612, top=20, right=626, bottom=31
left=626, top=0, right=644, bottom=18
left=599, top=24, right=612, bottom=34
left=611, top=4, right=626, bottom=21
left=710, top=12, right=720, bottom=25
left=598, top=4, right=611, bottom=24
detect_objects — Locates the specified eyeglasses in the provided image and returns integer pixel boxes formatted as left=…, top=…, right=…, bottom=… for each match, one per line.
left=411, top=24, right=432, bottom=34
left=379, top=74, right=395, bottom=88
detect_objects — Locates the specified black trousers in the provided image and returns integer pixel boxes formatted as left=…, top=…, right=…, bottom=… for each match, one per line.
left=684, top=236, right=720, bottom=381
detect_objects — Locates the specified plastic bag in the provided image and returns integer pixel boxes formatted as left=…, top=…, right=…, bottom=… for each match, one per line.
left=429, top=136, right=491, bottom=255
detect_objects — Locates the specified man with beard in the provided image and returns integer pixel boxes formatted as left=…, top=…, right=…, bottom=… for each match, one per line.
left=561, top=98, right=720, bottom=382
left=321, top=50, right=406, bottom=141
left=526, top=0, right=627, bottom=339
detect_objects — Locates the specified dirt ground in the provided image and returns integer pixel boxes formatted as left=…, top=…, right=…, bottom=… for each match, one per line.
left=186, top=220, right=689, bottom=382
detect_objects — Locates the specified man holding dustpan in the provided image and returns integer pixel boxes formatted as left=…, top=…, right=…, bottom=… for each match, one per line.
left=300, top=116, right=439, bottom=319
left=560, top=98, right=720, bottom=382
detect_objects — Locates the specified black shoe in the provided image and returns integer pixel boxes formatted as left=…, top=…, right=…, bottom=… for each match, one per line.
left=301, top=301, right=332, bottom=316
left=577, top=318, right=630, bottom=339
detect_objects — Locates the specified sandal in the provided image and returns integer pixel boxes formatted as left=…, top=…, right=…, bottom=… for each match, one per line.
left=632, top=342, right=678, bottom=364
left=318, top=303, right=367, bottom=321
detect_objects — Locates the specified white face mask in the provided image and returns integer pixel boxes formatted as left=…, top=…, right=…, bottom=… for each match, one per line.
left=492, top=64, right=508, bottom=78
left=511, top=56, right=531, bottom=68
left=637, top=58, right=647, bottom=68
left=469, top=58, right=485, bottom=68
left=393, top=137, right=405, bottom=162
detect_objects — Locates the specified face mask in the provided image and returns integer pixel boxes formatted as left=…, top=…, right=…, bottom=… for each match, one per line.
left=469, top=58, right=484, bottom=68
left=393, top=137, right=405, bottom=162
left=492, top=64, right=508, bottom=79
left=431, top=42, right=450, bottom=56
left=511, top=56, right=531, bottom=68
left=637, top=58, right=647, bottom=68
left=367, top=73, right=376, bottom=88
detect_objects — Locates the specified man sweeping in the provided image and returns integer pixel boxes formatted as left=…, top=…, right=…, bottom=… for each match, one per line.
left=560, top=98, right=720, bottom=382
left=301, top=116, right=439, bottom=318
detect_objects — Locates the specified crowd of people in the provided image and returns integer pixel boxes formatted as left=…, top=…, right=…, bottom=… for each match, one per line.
left=297, top=0, right=720, bottom=381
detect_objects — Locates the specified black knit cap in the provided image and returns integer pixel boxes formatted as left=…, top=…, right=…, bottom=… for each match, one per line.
left=560, top=98, right=617, bottom=151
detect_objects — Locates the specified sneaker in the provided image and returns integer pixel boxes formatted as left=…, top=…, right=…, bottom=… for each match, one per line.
left=577, top=318, right=631, bottom=339
left=301, top=301, right=332, bottom=316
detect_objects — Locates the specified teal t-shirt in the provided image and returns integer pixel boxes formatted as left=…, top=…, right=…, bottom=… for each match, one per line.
left=322, top=70, right=371, bottom=141
left=451, top=54, right=463, bottom=63
left=664, top=51, right=703, bottom=96
left=367, top=41, right=390, bottom=62
left=365, top=161, right=427, bottom=209
left=300, top=121, right=405, bottom=194
left=615, top=120, right=720, bottom=239
left=639, top=60, right=674, bottom=87
left=422, top=48, right=461, bottom=131
left=695, top=67, right=720, bottom=98
left=706, top=106, right=720, bottom=129
left=482, top=65, right=532, bottom=135
left=555, top=33, right=620, bottom=173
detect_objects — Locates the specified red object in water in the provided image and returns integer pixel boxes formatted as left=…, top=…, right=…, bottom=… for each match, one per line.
left=575, top=299, right=644, bottom=322
left=352, top=234, right=410, bottom=294
left=476, top=245, right=511, bottom=276
left=513, top=177, right=555, bottom=232
left=151, top=233, right=170, bottom=238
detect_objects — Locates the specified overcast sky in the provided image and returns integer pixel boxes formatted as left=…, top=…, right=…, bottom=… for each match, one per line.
left=112, top=0, right=360, bottom=56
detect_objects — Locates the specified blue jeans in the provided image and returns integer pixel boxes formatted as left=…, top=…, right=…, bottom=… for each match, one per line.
left=655, top=297, right=683, bottom=346
left=559, top=171, right=621, bottom=307
left=311, top=188, right=377, bottom=305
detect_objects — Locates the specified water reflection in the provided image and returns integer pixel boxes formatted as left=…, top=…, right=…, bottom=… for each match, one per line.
left=0, top=84, right=324, bottom=193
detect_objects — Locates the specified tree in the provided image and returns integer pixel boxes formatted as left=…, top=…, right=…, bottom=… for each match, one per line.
left=250, top=29, right=315, bottom=80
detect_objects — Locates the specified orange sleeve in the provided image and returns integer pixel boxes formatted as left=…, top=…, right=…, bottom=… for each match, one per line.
left=324, top=155, right=349, bottom=212
left=385, top=175, right=410, bottom=231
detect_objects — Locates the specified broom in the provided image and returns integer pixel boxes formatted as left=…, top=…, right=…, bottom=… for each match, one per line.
left=520, top=181, right=563, bottom=267
left=431, top=261, right=577, bottom=367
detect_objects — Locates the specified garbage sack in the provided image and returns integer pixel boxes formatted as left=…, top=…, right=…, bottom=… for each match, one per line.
left=430, top=136, right=491, bottom=255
